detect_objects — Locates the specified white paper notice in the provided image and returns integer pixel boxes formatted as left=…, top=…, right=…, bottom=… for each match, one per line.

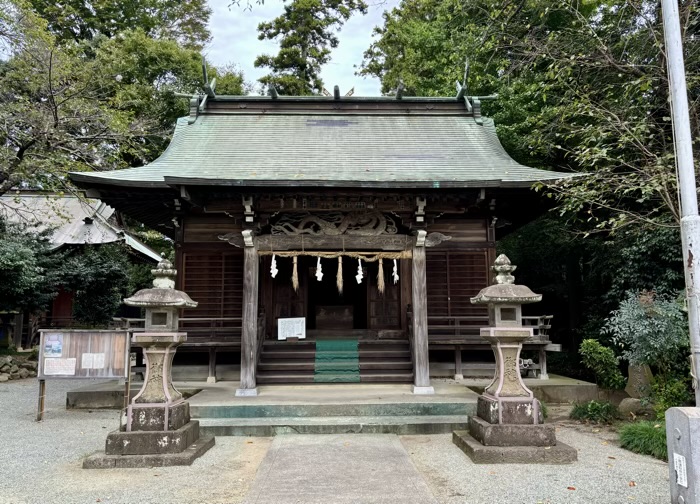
left=81, top=353, right=94, bottom=369
left=44, top=358, right=77, bottom=376
left=674, top=453, right=688, bottom=488
left=92, top=353, right=106, bottom=369
left=278, top=317, right=306, bottom=340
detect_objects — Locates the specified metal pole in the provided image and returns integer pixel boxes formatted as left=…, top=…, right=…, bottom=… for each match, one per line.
left=661, top=3, right=700, bottom=502
left=661, top=0, right=700, bottom=405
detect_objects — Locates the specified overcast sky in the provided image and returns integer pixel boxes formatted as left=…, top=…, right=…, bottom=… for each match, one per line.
left=204, top=0, right=399, bottom=97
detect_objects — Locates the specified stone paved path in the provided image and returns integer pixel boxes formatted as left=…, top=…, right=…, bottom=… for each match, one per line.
left=242, top=434, right=438, bottom=504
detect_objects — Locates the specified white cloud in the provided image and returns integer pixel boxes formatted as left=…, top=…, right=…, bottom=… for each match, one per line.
left=205, top=0, right=399, bottom=96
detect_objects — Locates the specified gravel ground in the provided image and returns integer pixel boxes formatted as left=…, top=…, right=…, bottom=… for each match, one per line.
left=0, top=379, right=671, bottom=504
left=0, top=378, right=270, bottom=504
left=401, top=412, right=671, bottom=504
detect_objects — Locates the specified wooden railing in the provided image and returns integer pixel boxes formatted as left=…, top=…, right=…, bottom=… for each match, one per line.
left=427, top=315, right=553, bottom=344
left=427, top=316, right=489, bottom=342
left=113, top=317, right=243, bottom=346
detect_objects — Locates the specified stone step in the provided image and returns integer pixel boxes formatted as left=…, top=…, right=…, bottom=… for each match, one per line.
left=258, top=361, right=412, bottom=372
left=199, top=415, right=469, bottom=436
left=190, top=401, right=473, bottom=419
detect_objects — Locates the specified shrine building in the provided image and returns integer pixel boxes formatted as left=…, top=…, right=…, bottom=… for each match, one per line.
left=70, top=89, right=569, bottom=396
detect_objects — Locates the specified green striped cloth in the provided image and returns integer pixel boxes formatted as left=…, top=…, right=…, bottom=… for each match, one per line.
left=314, top=339, right=360, bottom=383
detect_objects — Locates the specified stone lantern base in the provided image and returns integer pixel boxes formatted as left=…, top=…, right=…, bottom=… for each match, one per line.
left=83, top=333, right=214, bottom=469
left=453, top=328, right=577, bottom=464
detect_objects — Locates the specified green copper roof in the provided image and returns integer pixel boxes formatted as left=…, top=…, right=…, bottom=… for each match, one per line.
left=71, top=98, right=571, bottom=189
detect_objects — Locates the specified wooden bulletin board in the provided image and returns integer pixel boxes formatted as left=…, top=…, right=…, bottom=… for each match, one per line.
left=38, top=330, right=130, bottom=380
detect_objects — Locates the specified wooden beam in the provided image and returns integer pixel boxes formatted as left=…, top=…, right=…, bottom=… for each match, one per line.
left=236, top=243, right=259, bottom=396
left=411, top=244, right=433, bottom=393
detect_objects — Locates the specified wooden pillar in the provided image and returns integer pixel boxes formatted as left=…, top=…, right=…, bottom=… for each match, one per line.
left=454, top=347, right=463, bottom=380
left=236, top=235, right=259, bottom=396
left=538, top=346, right=549, bottom=380
left=411, top=235, right=434, bottom=394
left=207, top=348, right=217, bottom=384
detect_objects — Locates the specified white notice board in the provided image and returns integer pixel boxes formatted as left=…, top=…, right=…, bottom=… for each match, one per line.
left=278, top=318, right=306, bottom=340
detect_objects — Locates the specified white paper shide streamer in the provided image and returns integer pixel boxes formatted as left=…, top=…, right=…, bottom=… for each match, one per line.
left=270, top=254, right=279, bottom=278
left=392, top=259, right=399, bottom=284
left=355, top=258, right=364, bottom=284
left=315, top=256, right=323, bottom=281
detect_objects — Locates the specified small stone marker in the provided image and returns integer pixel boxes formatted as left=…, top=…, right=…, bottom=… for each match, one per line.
left=83, top=258, right=214, bottom=469
left=452, top=255, right=577, bottom=464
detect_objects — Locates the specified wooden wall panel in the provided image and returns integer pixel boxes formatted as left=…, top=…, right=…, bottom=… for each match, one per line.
left=180, top=245, right=244, bottom=319
left=426, top=250, right=490, bottom=318
left=183, top=215, right=242, bottom=243
left=428, top=219, right=488, bottom=246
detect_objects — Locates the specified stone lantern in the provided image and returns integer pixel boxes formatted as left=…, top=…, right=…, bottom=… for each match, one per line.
left=452, top=254, right=577, bottom=464
left=83, top=258, right=214, bottom=468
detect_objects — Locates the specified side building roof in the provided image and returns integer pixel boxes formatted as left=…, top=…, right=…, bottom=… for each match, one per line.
left=0, top=193, right=162, bottom=262
left=70, top=95, right=572, bottom=190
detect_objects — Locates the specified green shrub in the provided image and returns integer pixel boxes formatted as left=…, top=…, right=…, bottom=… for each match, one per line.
left=605, top=291, right=689, bottom=377
left=619, top=421, right=667, bottom=460
left=570, top=400, right=618, bottom=424
left=579, top=339, right=626, bottom=390
left=650, top=377, right=693, bottom=420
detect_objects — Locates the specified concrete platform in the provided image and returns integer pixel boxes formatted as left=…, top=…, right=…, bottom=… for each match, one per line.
left=464, top=374, right=600, bottom=404
left=190, top=381, right=477, bottom=435
left=65, top=377, right=600, bottom=436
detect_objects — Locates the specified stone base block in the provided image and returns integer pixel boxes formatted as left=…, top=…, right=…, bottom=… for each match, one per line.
left=106, top=421, right=200, bottom=456
left=235, top=388, right=259, bottom=397
left=83, top=436, right=215, bottom=469
left=452, top=430, right=577, bottom=464
left=128, top=401, right=190, bottom=431
left=468, top=416, right=555, bottom=447
left=412, top=386, right=435, bottom=395
left=477, top=395, right=543, bottom=425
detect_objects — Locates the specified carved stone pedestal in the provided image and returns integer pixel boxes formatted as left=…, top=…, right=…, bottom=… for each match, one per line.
left=83, top=332, right=214, bottom=469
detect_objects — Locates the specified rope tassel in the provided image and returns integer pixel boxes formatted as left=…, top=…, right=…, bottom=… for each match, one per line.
left=292, top=256, right=299, bottom=292
left=337, top=257, right=343, bottom=295
left=377, top=258, right=385, bottom=295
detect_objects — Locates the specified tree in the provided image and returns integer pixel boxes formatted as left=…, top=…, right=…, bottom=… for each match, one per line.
left=255, top=0, right=368, bottom=95
left=60, top=244, right=131, bottom=326
left=0, top=218, right=61, bottom=313
left=361, top=0, right=699, bottom=232
left=27, top=0, right=211, bottom=50
left=0, top=5, right=247, bottom=197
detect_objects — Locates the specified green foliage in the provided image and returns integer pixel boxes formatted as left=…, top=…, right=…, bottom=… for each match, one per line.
left=570, top=400, right=619, bottom=424
left=619, top=421, right=668, bottom=461
left=27, top=0, right=212, bottom=50
left=579, top=339, right=626, bottom=390
left=60, top=245, right=131, bottom=326
left=0, top=4, right=247, bottom=197
left=650, top=377, right=693, bottom=421
left=362, top=0, right=700, bottom=232
left=255, top=0, right=367, bottom=95
left=0, top=218, right=62, bottom=313
left=604, top=291, right=689, bottom=377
